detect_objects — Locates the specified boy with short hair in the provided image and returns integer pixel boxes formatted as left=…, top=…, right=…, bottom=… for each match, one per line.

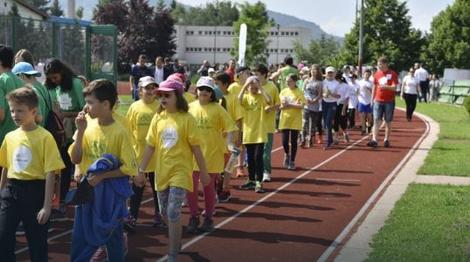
left=0, top=87, right=65, bottom=261
left=69, top=79, right=138, bottom=261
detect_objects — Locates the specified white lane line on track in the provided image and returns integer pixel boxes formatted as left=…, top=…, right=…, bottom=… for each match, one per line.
left=157, top=136, right=370, bottom=262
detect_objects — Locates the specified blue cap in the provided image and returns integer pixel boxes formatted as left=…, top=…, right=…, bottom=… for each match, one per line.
left=12, top=62, right=41, bottom=77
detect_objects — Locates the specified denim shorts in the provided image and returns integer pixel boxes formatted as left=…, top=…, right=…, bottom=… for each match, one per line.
left=373, top=101, right=395, bottom=122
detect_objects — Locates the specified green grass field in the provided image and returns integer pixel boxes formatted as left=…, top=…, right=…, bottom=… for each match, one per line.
left=396, top=99, right=470, bottom=177
left=367, top=184, right=470, bottom=261
left=118, top=95, right=132, bottom=115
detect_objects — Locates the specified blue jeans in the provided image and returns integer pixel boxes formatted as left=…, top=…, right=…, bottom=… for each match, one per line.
left=322, top=101, right=337, bottom=146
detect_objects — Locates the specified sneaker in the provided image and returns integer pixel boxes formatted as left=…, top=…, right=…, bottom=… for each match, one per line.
left=218, top=190, right=232, bottom=203
left=316, top=134, right=322, bottom=144
left=367, top=140, right=378, bottom=148
left=123, top=215, right=137, bottom=233
left=199, top=218, right=214, bottom=233
left=367, top=126, right=373, bottom=133
left=287, top=162, right=296, bottom=170
left=240, top=180, right=256, bottom=190
left=236, top=167, right=247, bottom=178
left=262, top=172, right=271, bottom=182
left=344, top=133, right=350, bottom=143
left=91, top=246, right=107, bottom=262
left=384, top=140, right=390, bottom=148
left=186, top=216, right=200, bottom=234
left=283, top=154, right=290, bottom=168
left=153, top=214, right=167, bottom=228
left=255, top=182, right=265, bottom=193
left=333, top=137, right=339, bottom=145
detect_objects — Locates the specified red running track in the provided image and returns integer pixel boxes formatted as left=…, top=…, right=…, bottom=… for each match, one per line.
left=15, top=109, right=427, bottom=261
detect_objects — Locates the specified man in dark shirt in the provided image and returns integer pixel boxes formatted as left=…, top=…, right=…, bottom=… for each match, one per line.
left=129, top=54, right=153, bottom=100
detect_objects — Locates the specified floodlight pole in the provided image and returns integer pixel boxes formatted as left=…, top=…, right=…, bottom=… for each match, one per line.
left=358, top=0, right=364, bottom=74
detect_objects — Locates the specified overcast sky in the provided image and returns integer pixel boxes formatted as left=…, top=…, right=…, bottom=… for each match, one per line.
left=177, top=0, right=454, bottom=36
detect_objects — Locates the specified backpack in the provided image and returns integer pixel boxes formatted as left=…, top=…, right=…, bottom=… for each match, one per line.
left=40, top=88, right=66, bottom=148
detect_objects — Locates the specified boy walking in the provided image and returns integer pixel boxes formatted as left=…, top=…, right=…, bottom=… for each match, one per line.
left=0, top=87, right=65, bottom=261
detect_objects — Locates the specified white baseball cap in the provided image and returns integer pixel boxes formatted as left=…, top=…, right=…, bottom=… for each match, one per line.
left=325, top=66, right=336, bottom=73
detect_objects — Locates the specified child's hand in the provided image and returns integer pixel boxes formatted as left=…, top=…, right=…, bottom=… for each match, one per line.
left=87, top=174, right=102, bottom=187
left=133, top=173, right=146, bottom=188
left=75, top=111, right=87, bottom=132
left=200, top=172, right=211, bottom=187
left=74, top=172, right=82, bottom=182
left=264, top=105, right=274, bottom=113
left=37, top=207, right=51, bottom=225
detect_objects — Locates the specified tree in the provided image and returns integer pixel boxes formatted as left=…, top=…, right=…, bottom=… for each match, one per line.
left=49, top=0, right=64, bottom=17
left=337, top=0, right=425, bottom=71
left=93, top=0, right=129, bottom=33
left=294, top=35, right=340, bottom=66
left=422, top=0, right=470, bottom=74
left=171, top=1, right=239, bottom=26
left=148, top=0, right=176, bottom=59
left=231, top=1, right=272, bottom=66
left=25, top=0, right=50, bottom=12
left=76, top=6, right=84, bottom=20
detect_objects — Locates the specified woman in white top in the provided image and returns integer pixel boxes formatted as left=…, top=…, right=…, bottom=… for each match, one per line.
left=322, top=66, right=340, bottom=148
left=401, top=68, right=421, bottom=121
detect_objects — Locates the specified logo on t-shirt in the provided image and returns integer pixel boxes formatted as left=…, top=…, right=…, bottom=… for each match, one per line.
left=58, top=93, right=73, bottom=110
left=13, top=145, right=32, bottom=172
left=161, top=127, right=178, bottom=149
left=379, top=77, right=388, bottom=86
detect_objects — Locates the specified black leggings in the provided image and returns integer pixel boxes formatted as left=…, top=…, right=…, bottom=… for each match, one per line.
left=334, top=104, right=348, bottom=132
left=59, top=145, right=73, bottom=202
left=245, top=143, right=264, bottom=182
left=347, top=108, right=356, bottom=129
left=129, top=173, right=159, bottom=219
left=404, top=93, right=418, bottom=120
left=282, top=129, right=299, bottom=162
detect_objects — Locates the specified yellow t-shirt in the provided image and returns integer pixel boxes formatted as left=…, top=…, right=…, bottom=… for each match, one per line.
left=146, top=111, right=201, bottom=192
left=241, top=93, right=268, bottom=144
left=189, top=101, right=238, bottom=173
left=69, top=120, right=137, bottom=177
left=0, top=126, right=65, bottom=180
left=183, top=92, right=196, bottom=103
left=223, top=91, right=243, bottom=123
left=126, top=99, right=159, bottom=172
left=263, top=81, right=280, bottom=133
left=228, top=81, right=242, bottom=96
left=279, top=88, right=306, bottom=131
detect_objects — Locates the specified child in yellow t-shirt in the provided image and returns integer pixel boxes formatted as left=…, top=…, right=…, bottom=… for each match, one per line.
left=279, top=74, right=306, bottom=170
left=126, top=76, right=164, bottom=230
left=136, top=79, right=209, bottom=261
left=213, top=72, right=243, bottom=202
left=69, top=79, right=137, bottom=261
left=0, top=87, right=65, bottom=261
left=238, top=76, right=272, bottom=193
left=186, top=77, right=238, bottom=233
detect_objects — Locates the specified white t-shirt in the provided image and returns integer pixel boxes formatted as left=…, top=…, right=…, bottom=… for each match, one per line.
left=322, top=79, right=339, bottom=103
left=414, top=68, right=429, bottom=82
left=154, top=67, right=164, bottom=84
left=337, top=83, right=350, bottom=105
left=358, top=79, right=373, bottom=105
left=402, top=75, right=418, bottom=94
left=348, top=82, right=360, bottom=109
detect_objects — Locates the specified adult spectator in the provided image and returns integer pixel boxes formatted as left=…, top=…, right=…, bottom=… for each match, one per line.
left=367, top=56, right=398, bottom=148
left=401, top=67, right=420, bottom=121
left=198, top=60, right=210, bottom=77
left=164, top=57, right=174, bottom=76
left=414, top=62, right=429, bottom=103
left=429, top=74, right=441, bottom=102
left=270, top=56, right=299, bottom=91
left=129, top=54, right=153, bottom=100
left=153, top=56, right=171, bottom=84
left=225, top=59, right=236, bottom=83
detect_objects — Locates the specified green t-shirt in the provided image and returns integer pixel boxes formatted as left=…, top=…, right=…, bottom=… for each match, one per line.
left=56, top=77, right=85, bottom=112
left=279, top=66, right=299, bottom=91
left=32, top=82, right=49, bottom=127
left=0, top=72, right=24, bottom=143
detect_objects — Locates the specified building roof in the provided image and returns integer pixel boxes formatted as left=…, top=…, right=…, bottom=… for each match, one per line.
left=14, top=0, right=49, bottom=19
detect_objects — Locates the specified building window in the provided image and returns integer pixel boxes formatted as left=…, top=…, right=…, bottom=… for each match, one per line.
left=295, top=32, right=299, bottom=36
left=198, top=31, right=202, bottom=35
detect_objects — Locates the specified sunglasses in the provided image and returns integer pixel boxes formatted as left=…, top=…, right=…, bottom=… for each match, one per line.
left=197, top=86, right=213, bottom=92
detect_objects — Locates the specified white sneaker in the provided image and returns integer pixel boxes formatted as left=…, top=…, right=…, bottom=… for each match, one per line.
left=262, top=172, right=271, bottom=182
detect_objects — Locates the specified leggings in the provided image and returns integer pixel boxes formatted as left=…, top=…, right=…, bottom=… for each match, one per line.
left=129, top=173, right=159, bottom=219
left=334, top=103, right=348, bottom=132
left=282, top=129, right=299, bottom=162
left=404, top=93, right=418, bottom=120
left=187, top=172, right=217, bottom=220
left=302, top=110, right=322, bottom=139
left=245, top=143, right=264, bottom=182
left=347, top=108, right=356, bottom=129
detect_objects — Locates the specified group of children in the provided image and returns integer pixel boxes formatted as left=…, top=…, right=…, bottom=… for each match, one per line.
left=0, top=44, right=382, bottom=261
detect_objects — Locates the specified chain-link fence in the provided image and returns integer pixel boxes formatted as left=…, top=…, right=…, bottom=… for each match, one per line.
left=0, top=15, right=117, bottom=83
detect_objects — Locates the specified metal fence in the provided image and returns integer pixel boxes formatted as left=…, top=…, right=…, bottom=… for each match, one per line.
left=0, top=15, right=117, bottom=84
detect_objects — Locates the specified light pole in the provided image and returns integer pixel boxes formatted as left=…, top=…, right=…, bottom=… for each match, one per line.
left=358, top=0, right=364, bottom=73
left=276, top=24, right=280, bottom=64
left=213, top=12, right=218, bottom=65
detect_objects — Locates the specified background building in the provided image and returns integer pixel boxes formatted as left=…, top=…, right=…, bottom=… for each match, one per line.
left=0, top=0, right=48, bottom=20
left=174, top=25, right=312, bottom=66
